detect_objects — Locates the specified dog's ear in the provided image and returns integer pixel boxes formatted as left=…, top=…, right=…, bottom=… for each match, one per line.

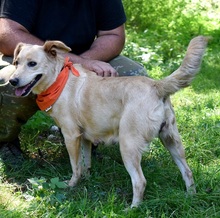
left=13, top=42, right=25, bottom=64
left=43, top=41, right=72, bottom=57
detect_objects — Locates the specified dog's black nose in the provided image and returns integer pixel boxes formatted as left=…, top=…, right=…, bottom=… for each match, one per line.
left=9, top=78, right=19, bottom=86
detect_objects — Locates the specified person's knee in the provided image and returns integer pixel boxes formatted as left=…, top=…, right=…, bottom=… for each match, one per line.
left=0, top=53, right=15, bottom=84
left=109, top=55, right=148, bottom=77
left=0, top=65, right=16, bottom=85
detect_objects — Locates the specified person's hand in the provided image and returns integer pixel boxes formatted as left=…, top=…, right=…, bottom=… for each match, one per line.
left=81, top=59, right=118, bottom=77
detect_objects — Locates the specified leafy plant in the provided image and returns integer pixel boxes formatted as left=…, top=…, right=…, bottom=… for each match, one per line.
left=24, top=177, right=68, bottom=209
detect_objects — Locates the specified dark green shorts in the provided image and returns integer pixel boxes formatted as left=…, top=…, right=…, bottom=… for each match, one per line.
left=109, top=55, right=147, bottom=76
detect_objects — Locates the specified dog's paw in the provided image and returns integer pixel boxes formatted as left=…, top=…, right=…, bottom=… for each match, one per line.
left=67, top=176, right=81, bottom=187
left=82, top=167, right=91, bottom=176
left=123, top=203, right=140, bottom=212
left=186, top=183, right=196, bottom=195
left=63, top=180, right=76, bottom=187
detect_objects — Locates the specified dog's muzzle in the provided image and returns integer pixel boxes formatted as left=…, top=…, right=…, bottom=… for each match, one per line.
left=9, top=74, right=42, bottom=97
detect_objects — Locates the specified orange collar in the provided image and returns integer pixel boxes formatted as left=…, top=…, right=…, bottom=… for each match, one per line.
left=36, top=57, right=80, bottom=111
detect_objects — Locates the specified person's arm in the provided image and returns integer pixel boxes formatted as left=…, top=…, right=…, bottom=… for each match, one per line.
left=78, top=25, right=125, bottom=76
left=0, top=18, right=44, bottom=55
left=0, top=18, right=125, bottom=76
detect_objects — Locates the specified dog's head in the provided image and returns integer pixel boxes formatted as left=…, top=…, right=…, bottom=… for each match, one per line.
left=9, top=41, right=71, bottom=96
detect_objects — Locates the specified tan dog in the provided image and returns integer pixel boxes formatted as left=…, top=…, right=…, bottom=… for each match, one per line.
left=8, top=36, right=207, bottom=207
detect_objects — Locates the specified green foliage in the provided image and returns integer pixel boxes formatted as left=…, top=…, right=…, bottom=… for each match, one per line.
left=28, top=177, right=67, bottom=192
left=123, top=0, right=220, bottom=36
left=123, top=0, right=220, bottom=71
left=22, top=111, right=55, bottom=133
left=24, top=177, right=67, bottom=208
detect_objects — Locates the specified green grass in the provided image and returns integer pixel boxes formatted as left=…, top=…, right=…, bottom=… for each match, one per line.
left=0, top=1, right=220, bottom=217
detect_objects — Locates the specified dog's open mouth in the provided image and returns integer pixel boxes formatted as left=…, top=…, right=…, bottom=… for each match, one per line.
left=15, top=74, right=42, bottom=96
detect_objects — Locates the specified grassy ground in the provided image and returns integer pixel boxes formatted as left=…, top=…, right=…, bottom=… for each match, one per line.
left=0, top=2, right=220, bottom=218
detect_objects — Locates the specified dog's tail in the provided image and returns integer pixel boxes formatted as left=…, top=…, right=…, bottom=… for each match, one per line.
left=155, top=36, right=208, bottom=98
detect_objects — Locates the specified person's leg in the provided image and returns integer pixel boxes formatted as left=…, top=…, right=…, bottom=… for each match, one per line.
left=0, top=83, right=38, bottom=142
left=109, top=55, right=148, bottom=77
left=0, top=53, right=38, bottom=164
left=0, top=54, right=13, bottom=69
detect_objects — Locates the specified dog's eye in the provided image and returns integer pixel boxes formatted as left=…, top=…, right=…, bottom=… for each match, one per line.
left=27, top=61, right=37, bottom=67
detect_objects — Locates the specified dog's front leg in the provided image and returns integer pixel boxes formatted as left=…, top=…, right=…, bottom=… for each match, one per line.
left=64, top=132, right=82, bottom=187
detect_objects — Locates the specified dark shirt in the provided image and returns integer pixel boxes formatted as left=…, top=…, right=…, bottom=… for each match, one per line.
left=0, top=0, right=126, bottom=54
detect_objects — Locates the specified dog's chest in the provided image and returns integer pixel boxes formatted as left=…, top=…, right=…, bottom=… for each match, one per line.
left=81, top=114, right=120, bottom=145
left=83, top=128, right=119, bottom=145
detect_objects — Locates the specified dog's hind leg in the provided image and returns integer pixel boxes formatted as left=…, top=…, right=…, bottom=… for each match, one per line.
left=159, top=99, right=195, bottom=193
left=119, top=136, right=147, bottom=208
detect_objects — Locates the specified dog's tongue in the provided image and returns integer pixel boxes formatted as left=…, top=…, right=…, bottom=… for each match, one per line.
left=15, top=86, right=28, bottom=96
